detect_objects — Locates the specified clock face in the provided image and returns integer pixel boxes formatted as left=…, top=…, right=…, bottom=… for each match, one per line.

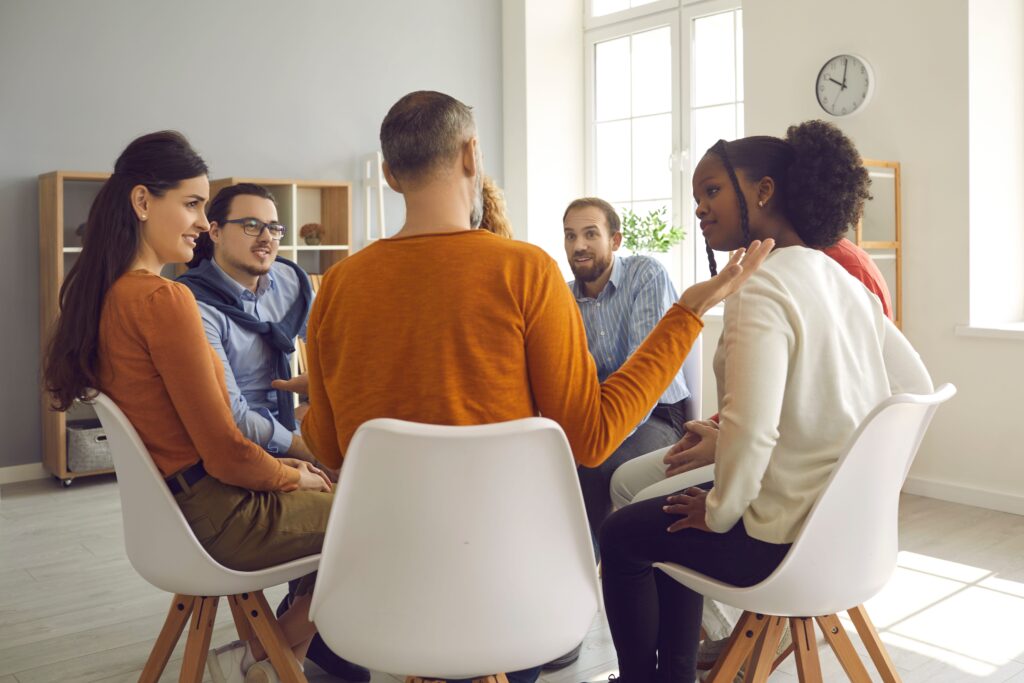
left=816, top=54, right=873, bottom=116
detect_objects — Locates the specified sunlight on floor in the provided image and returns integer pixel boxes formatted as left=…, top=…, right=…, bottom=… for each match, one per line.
left=850, top=550, right=1024, bottom=678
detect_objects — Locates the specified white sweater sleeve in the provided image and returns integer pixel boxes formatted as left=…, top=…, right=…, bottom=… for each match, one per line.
left=882, top=317, right=934, bottom=395
left=705, top=282, right=793, bottom=533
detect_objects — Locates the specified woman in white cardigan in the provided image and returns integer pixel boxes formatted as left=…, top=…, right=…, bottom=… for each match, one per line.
left=599, top=121, right=933, bottom=683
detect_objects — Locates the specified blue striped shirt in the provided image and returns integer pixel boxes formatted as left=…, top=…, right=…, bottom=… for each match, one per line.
left=569, top=254, right=690, bottom=426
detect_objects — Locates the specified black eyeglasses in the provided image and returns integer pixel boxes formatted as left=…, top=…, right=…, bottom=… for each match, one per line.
left=220, top=218, right=287, bottom=240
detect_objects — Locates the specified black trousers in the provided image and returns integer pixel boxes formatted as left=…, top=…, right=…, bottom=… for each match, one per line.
left=599, top=485, right=791, bottom=683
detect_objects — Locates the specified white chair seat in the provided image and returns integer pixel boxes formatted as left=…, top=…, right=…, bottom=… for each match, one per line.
left=309, top=417, right=601, bottom=681
left=91, top=390, right=316, bottom=683
left=654, top=384, right=956, bottom=682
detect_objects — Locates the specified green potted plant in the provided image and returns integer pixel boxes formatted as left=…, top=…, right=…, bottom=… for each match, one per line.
left=620, top=206, right=685, bottom=254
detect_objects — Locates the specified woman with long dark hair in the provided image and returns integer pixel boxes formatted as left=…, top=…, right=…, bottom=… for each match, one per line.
left=44, top=131, right=331, bottom=683
left=598, top=121, right=934, bottom=683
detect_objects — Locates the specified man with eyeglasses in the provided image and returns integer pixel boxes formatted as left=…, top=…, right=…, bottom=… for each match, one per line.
left=177, top=183, right=372, bottom=683
left=178, top=182, right=320, bottom=464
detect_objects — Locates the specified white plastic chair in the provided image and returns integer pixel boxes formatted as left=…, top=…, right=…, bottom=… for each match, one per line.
left=654, top=384, right=956, bottom=682
left=309, top=417, right=601, bottom=681
left=91, top=391, right=318, bottom=683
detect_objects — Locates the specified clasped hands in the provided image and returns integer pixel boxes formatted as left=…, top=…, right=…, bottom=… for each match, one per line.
left=661, top=419, right=720, bottom=532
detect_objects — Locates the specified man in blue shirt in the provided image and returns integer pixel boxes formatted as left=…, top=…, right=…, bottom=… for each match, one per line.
left=563, top=197, right=690, bottom=547
left=179, top=183, right=317, bottom=463
left=178, top=183, right=369, bottom=683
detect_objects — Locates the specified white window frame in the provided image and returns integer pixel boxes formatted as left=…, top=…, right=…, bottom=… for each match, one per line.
left=583, top=0, right=742, bottom=289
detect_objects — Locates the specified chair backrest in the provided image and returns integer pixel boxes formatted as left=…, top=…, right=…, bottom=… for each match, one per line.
left=309, top=417, right=601, bottom=680
left=681, top=333, right=702, bottom=422
left=749, top=383, right=956, bottom=616
left=90, top=391, right=254, bottom=595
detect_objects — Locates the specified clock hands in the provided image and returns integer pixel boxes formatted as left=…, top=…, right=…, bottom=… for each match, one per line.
left=828, top=77, right=846, bottom=90
left=842, top=57, right=849, bottom=88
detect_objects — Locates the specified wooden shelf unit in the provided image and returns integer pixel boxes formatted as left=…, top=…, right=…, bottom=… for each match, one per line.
left=856, top=159, right=902, bottom=329
left=207, top=177, right=352, bottom=275
left=39, top=171, right=114, bottom=485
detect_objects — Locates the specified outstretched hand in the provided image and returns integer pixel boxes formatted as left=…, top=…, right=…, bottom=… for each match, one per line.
left=272, top=373, right=309, bottom=396
left=678, top=239, right=774, bottom=316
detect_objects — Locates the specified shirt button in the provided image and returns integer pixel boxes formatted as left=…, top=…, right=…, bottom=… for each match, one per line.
left=600, top=331, right=606, bottom=336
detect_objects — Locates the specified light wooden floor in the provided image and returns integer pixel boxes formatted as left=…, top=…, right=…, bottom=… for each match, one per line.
left=1, top=476, right=1023, bottom=682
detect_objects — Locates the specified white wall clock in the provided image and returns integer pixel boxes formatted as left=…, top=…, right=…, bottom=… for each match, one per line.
left=816, top=54, right=874, bottom=117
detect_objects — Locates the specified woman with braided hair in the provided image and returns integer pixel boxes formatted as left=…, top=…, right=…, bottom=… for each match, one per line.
left=598, top=120, right=933, bottom=683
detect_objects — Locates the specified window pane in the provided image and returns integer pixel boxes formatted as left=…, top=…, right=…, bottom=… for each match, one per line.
left=693, top=12, right=736, bottom=107
left=596, top=120, right=632, bottom=201
left=592, top=0, right=630, bottom=17
left=632, top=114, right=672, bottom=200
left=737, top=103, right=745, bottom=139
left=596, top=36, right=631, bottom=121
left=735, top=10, right=744, bottom=100
left=694, top=104, right=737, bottom=161
left=631, top=26, right=672, bottom=117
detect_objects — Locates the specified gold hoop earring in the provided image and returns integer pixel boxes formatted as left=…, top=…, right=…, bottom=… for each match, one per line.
left=141, top=215, right=148, bottom=221
left=757, top=200, right=765, bottom=208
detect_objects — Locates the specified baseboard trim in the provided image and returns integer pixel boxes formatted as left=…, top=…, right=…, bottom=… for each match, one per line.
left=0, top=463, right=49, bottom=485
left=903, top=475, right=1024, bottom=517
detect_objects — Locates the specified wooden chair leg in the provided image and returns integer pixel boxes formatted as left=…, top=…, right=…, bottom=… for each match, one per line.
left=746, top=615, right=787, bottom=683
left=848, top=605, right=901, bottom=683
left=789, top=617, right=823, bottom=683
left=706, top=611, right=769, bottom=682
left=816, top=613, right=872, bottom=683
left=228, top=591, right=254, bottom=643
left=138, top=594, right=195, bottom=683
left=407, top=674, right=508, bottom=683
left=236, top=591, right=307, bottom=683
left=179, top=595, right=219, bottom=683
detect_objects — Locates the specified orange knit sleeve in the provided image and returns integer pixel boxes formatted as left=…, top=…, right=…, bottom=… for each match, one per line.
left=523, top=259, right=703, bottom=467
left=300, top=276, right=343, bottom=469
left=140, top=283, right=300, bottom=491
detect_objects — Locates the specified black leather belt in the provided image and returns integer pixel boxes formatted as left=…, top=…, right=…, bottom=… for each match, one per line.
left=165, top=461, right=207, bottom=495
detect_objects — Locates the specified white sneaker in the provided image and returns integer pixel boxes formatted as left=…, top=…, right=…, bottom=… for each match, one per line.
left=207, top=640, right=248, bottom=683
left=245, top=658, right=308, bottom=682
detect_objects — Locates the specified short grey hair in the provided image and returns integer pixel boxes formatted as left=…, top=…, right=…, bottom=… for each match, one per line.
left=380, top=91, right=476, bottom=182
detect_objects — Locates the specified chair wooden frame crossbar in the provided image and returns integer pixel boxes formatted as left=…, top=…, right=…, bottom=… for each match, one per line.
left=704, top=605, right=899, bottom=683
left=139, top=590, right=307, bottom=683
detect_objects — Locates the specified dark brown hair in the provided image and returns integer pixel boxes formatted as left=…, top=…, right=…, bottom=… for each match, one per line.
left=562, top=197, right=621, bottom=236
left=187, top=182, right=277, bottom=267
left=43, top=131, right=208, bottom=410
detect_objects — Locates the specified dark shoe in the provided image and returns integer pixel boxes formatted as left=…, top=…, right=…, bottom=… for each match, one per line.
left=275, top=595, right=371, bottom=682
left=542, top=642, right=583, bottom=671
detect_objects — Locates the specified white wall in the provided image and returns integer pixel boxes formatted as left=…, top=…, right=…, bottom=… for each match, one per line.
left=503, top=0, right=585, bottom=266
left=0, top=0, right=504, bottom=473
left=706, top=0, right=1024, bottom=515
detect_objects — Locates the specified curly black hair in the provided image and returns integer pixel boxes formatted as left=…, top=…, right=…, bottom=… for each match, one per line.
left=703, top=120, right=871, bottom=274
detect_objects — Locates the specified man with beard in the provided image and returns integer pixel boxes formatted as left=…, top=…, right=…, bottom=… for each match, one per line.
left=562, top=197, right=690, bottom=554
left=178, top=183, right=372, bottom=683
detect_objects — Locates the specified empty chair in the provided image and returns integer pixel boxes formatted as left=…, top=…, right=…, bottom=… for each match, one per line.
left=309, top=417, right=601, bottom=681
left=91, top=391, right=318, bottom=683
left=653, top=384, right=956, bottom=682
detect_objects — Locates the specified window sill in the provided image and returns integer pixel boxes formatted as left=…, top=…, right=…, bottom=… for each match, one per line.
left=955, top=323, right=1024, bottom=341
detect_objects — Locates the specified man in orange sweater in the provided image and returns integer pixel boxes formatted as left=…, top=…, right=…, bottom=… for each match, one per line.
left=301, top=91, right=769, bottom=479
left=298, top=89, right=770, bottom=683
